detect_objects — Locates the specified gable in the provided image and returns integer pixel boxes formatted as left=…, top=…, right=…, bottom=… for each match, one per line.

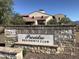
left=29, top=12, right=50, bottom=17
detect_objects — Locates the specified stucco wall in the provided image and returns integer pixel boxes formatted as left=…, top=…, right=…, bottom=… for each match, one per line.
left=29, top=12, right=49, bottom=17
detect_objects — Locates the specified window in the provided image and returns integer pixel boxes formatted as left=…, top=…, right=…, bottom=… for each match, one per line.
left=32, top=16, right=34, bottom=19
left=52, top=16, right=56, bottom=19
left=26, top=15, right=29, bottom=17
left=58, top=17, right=60, bottom=20
left=41, top=16, right=43, bottom=18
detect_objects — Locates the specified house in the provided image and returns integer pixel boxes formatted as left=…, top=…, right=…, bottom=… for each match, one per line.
left=22, top=10, right=65, bottom=25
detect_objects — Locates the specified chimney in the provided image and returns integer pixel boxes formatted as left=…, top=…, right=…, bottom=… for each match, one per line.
left=38, top=9, right=46, bottom=13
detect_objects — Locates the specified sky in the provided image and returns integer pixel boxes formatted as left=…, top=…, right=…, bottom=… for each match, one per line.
left=13, top=0, right=79, bottom=21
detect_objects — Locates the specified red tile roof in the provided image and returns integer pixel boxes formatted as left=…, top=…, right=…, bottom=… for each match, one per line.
left=23, top=16, right=48, bottom=22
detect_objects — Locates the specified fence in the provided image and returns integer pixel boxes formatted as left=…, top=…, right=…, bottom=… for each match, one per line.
left=4, top=25, right=75, bottom=34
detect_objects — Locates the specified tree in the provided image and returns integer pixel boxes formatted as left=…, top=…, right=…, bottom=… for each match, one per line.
left=59, top=17, right=73, bottom=24
left=47, top=19, right=57, bottom=25
left=0, top=0, right=13, bottom=25
left=11, top=14, right=25, bottom=25
left=23, top=47, right=27, bottom=57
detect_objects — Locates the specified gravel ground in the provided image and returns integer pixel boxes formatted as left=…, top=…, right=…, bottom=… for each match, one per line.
left=24, top=52, right=79, bottom=59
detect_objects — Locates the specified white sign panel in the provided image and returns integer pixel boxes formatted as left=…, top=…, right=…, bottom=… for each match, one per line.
left=18, top=34, right=54, bottom=46
left=5, top=29, right=16, bottom=37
